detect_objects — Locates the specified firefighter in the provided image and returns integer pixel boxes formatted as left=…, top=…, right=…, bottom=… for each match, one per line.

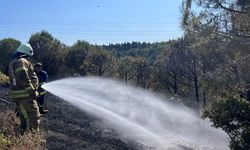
left=9, top=43, right=40, bottom=133
left=34, top=63, right=49, bottom=114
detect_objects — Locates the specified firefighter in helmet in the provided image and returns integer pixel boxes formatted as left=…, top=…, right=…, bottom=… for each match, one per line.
left=9, top=43, right=40, bottom=132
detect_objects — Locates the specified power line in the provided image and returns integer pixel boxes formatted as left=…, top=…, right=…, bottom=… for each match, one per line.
left=0, top=28, right=181, bottom=35
left=0, top=18, right=178, bottom=27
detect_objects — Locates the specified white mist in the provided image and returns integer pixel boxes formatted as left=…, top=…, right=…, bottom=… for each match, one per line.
left=42, top=77, right=229, bottom=150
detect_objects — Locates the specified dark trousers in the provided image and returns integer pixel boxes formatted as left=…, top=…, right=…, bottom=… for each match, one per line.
left=37, top=95, right=45, bottom=109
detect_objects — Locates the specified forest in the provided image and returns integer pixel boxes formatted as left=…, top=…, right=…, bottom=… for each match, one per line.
left=0, top=0, right=250, bottom=149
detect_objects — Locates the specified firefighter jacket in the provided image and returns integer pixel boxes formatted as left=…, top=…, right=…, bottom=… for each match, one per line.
left=9, top=57, right=39, bottom=100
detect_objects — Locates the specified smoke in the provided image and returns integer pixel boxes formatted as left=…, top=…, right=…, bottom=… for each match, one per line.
left=42, top=77, right=229, bottom=150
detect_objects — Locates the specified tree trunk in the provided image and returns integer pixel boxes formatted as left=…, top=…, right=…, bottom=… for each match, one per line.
left=193, top=57, right=200, bottom=110
left=98, top=65, right=102, bottom=76
left=174, top=73, right=178, bottom=94
left=125, top=73, right=128, bottom=83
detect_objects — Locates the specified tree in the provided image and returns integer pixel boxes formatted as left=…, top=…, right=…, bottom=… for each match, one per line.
left=203, top=96, right=250, bottom=150
left=29, top=31, right=67, bottom=76
left=83, top=48, right=115, bottom=77
left=156, top=37, right=205, bottom=108
left=156, top=40, right=184, bottom=95
left=117, top=56, right=137, bottom=83
left=0, top=38, right=21, bottom=74
left=65, top=40, right=90, bottom=75
left=182, top=0, right=250, bottom=37
left=133, top=57, right=150, bottom=88
left=182, top=0, right=250, bottom=148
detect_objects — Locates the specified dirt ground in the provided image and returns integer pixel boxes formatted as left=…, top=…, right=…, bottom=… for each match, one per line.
left=0, top=87, right=142, bottom=150
left=42, top=94, right=142, bottom=150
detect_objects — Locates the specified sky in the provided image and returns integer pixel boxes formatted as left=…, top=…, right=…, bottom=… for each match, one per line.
left=0, top=0, right=184, bottom=45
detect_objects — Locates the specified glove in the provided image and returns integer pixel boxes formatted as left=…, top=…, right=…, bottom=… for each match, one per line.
left=35, top=90, right=39, bottom=99
left=29, top=90, right=39, bottom=100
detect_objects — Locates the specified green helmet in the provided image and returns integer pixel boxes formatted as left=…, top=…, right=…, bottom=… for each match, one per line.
left=16, top=43, right=34, bottom=56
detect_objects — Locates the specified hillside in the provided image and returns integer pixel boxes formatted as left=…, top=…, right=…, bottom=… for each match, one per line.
left=1, top=0, right=250, bottom=149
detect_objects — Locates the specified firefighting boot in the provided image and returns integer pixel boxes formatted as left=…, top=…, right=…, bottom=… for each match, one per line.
left=39, top=107, right=48, bottom=114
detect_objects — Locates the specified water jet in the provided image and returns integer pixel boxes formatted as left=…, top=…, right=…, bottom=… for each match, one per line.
left=42, top=77, right=229, bottom=150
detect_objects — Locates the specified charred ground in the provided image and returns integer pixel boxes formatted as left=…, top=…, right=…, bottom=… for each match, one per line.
left=0, top=86, right=143, bottom=150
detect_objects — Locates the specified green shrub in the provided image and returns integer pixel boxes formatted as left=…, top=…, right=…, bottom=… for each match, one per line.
left=203, top=97, right=250, bottom=150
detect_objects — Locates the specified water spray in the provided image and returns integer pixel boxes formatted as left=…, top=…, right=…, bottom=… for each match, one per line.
left=42, top=77, right=229, bottom=150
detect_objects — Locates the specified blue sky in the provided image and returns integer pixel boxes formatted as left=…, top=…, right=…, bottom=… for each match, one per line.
left=0, top=0, right=184, bottom=45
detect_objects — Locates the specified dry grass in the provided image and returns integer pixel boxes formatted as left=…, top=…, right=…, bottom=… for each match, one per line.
left=0, top=110, right=45, bottom=150
left=0, top=71, right=9, bottom=86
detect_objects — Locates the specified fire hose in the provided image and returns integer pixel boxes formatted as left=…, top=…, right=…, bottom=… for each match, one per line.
left=0, top=97, right=11, bottom=104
